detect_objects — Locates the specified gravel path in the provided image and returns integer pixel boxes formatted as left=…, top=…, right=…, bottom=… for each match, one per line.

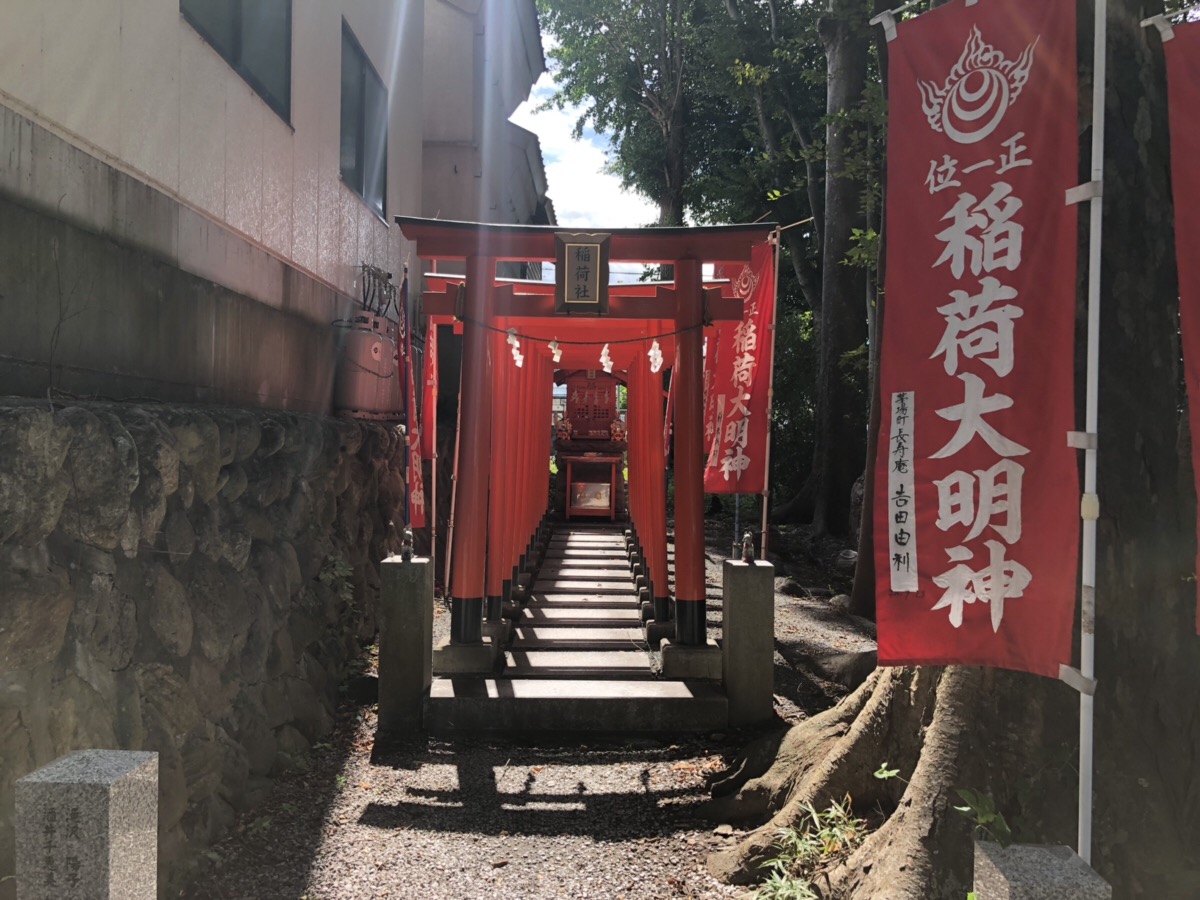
left=182, top=520, right=876, bottom=899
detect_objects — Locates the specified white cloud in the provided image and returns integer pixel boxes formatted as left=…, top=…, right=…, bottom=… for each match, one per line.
left=510, top=72, right=659, bottom=231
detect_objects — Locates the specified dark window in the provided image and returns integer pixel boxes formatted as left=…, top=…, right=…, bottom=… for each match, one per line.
left=181, top=0, right=291, bottom=122
left=340, top=21, right=387, bottom=216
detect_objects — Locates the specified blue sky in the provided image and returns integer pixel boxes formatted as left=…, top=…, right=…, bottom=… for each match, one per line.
left=510, top=72, right=659, bottom=231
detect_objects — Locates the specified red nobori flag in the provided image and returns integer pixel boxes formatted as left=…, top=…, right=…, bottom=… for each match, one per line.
left=407, top=354, right=427, bottom=529
left=703, top=241, right=776, bottom=494
left=1165, top=21, right=1200, bottom=630
left=421, top=321, right=439, bottom=460
left=873, top=0, right=1079, bottom=677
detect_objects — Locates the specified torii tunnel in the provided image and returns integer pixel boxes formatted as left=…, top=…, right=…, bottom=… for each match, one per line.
left=396, top=217, right=775, bottom=650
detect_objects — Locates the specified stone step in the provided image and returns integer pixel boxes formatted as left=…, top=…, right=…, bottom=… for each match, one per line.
left=543, top=548, right=628, bottom=560
left=547, top=540, right=624, bottom=547
left=505, top=649, right=653, bottom=678
left=527, top=593, right=637, bottom=608
left=520, top=606, right=641, bottom=626
left=532, top=579, right=634, bottom=594
left=536, top=567, right=632, bottom=580
left=424, top=677, right=728, bottom=733
left=511, top=626, right=646, bottom=649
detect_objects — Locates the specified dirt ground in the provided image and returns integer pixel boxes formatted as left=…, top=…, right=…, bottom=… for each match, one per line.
left=181, top=516, right=877, bottom=899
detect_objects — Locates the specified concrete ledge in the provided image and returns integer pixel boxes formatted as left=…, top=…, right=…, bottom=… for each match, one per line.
left=425, top=677, right=727, bottom=734
left=644, top=621, right=674, bottom=647
left=974, top=842, right=1112, bottom=900
left=432, top=637, right=498, bottom=675
left=660, top=639, right=722, bottom=679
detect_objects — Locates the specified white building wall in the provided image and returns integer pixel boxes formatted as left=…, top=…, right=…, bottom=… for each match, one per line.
left=421, top=0, right=550, bottom=227
left=0, top=0, right=425, bottom=300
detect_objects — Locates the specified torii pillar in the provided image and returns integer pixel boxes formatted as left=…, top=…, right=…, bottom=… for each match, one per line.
left=662, top=258, right=722, bottom=677
left=434, top=254, right=498, bottom=672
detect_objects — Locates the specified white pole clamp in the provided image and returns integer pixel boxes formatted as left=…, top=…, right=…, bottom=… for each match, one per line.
left=1066, top=181, right=1103, bottom=206
left=1059, top=664, right=1098, bottom=696
left=1141, top=14, right=1176, bottom=42
left=1067, top=431, right=1098, bottom=450
left=869, top=9, right=898, bottom=42
left=1081, top=493, right=1100, bottom=521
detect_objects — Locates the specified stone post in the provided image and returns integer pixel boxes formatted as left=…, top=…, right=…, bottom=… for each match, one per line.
left=973, top=842, right=1112, bottom=899
left=379, top=556, right=433, bottom=733
left=16, top=750, right=158, bottom=900
left=721, top=559, right=775, bottom=726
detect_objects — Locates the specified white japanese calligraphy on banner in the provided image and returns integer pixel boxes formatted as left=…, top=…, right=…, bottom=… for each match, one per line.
left=888, top=392, right=918, bottom=592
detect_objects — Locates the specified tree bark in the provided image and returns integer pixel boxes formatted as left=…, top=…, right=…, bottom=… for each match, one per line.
left=808, top=1, right=871, bottom=537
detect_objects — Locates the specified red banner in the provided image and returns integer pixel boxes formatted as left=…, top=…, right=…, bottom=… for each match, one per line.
left=1165, top=21, right=1200, bottom=630
left=873, top=0, right=1079, bottom=676
left=703, top=241, right=776, bottom=494
left=407, top=354, right=427, bottom=529
left=421, top=321, right=439, bottom=459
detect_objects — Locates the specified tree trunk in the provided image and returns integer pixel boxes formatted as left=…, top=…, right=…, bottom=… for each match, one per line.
left=708, top=1, right=1200, bottom=896
left=660, top=97, right=687, bottom=227
left=808, top=1, right=871, bottom=537
left=848, top=0, right=892, bottom=620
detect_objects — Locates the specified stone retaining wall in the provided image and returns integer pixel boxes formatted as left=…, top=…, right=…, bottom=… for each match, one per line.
left=0, top=400, right=405, bottom=896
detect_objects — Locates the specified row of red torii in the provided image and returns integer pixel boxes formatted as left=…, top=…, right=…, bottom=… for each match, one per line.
left=397, top=217, right=775, bottom=649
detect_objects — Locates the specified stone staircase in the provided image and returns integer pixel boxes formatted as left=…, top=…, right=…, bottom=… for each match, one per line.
left=424, top=522, right=727, bottom=734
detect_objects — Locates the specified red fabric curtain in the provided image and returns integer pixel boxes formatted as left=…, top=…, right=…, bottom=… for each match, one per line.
left=872, top=0, right=1079, bottom=676
left=407, top=352, right=427, bottom=529
left=1165, top=22, right=1200, bottom=630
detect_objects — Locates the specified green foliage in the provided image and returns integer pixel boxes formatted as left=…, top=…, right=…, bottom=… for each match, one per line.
left=754, top=796, right=869, bottom=898
left=767, top=307, right=816, bottom=503
left=318, top=555, right=354, bottom=605
left=842, top=228, right=879, bottom=271
left=755, top=870, right=819, bottom=900
left=873, top=762, right=901, bottom=782
left=954, top=788, right=1013, bottom=847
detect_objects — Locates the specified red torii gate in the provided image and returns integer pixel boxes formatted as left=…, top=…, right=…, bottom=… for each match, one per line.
left=397, top=217, right=774, bottom=654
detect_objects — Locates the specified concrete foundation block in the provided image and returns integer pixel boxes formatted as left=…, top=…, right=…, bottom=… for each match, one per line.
left=722, top=560, right=775, bottom=726
left=644, top=621, right=674, bottom=647
left=432, top=636, right=498, bottom=674
left=973, top=842, right=1112, bottom=900
left=16, top=750, right=158, bottom=900
left=379, top=557, right=434, bottom=733
left=661, top=638, right=722, bottom=679
left=483, top=619, right=513, bottom=646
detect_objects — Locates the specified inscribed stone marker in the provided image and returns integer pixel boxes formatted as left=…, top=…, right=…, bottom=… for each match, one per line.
left=15, top=750, right=158, bottom=900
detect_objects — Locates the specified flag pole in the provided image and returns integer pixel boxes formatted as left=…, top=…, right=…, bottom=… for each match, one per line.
left=1070, top=0, right=1108, bottom=865
left=759, top=229, right=783, bottom=559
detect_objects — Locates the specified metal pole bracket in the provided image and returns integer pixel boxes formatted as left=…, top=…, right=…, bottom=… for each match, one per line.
left=1141, top=14, right=1175, bottom=42
left=1067, top=431, right=1098, bottom=450
left=1066, top=181, right=1103, bottom=206
left=869, top=9, right=898, bottom=42
left=1081, top=493, right=1100, bottom=521
left=1059, top=664, right=1098, bottom=696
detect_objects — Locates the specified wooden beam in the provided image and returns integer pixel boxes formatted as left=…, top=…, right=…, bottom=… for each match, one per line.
left=397, top=216, right=775, bottom=264
left=422, top=285, right=741, bottom=321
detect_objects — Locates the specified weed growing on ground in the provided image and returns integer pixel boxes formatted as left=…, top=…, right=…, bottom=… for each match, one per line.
left=754, top=795, right=868, bottom=899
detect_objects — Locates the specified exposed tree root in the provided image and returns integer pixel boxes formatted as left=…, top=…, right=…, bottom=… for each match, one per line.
left=704, top=667, right=981, bottom=899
